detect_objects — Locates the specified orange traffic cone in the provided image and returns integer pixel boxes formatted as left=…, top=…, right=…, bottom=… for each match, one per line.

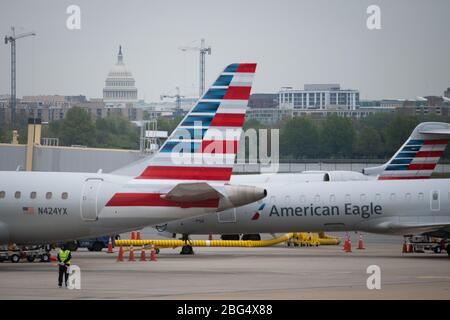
left=128, top=246, right=135, bottom=261
left=407, top=243, right=414, bottom=253
left=342, top=237, right=348, bottom=252
left=208, top=234, right=213, bottom=241
left=140, top=245, right=146, bottom=261
left=117, top=245, right=124, bottom=262
left=131, top=231, right=136, bottom=240
left=402, top=241, right=408, bottom=253
left=107, top=237, right=114, bottom=254
left=150, top=244, right=157, bottom=261
left=357, top=234, right=365, bottom=250
left=137, top=232, right=141, bottom=240
left=344, top=234, right=352, bottom=253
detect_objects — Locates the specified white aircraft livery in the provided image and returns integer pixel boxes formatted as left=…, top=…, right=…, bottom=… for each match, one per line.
left=0, top=63, right=267, bottom=245
left=161, top=122, right=450, bottom=253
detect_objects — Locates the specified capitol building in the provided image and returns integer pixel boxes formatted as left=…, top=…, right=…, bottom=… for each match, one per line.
left=103, top=46, right=138, bottom=108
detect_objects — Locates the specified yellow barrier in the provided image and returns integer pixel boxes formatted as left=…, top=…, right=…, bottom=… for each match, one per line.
left=290, top=232, right=340, bottom=246
left=115, top=233, right=294, bottom=248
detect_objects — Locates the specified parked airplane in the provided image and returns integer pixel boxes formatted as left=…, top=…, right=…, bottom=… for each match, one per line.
left=0, top=63, right=267, bottom=245
left=160, top=122, right=450, bottom=255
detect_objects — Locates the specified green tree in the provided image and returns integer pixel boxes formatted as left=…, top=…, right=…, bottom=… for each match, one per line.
left=319, top=115, right=355, bottom=158
left=353, top=125, right=383, bottom=158
left=280, top=117, right=319, bottom=158
left=383, top=115, right=418, bottom=156
left=156, top=116, right=183, bottom=135
left=49, top=107, right=95, bottom=146
left=95, top=115, right=140, bottom=149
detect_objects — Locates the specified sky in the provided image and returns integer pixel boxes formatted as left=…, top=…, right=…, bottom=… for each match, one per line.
left=0, top=0, right=449, bottom=101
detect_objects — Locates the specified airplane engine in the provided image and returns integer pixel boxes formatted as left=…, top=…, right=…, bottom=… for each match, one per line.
left=219, top=185, right=267, bottom=210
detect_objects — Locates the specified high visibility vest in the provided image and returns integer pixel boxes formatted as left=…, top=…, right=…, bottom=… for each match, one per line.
left=58, top=250, right=71, bottom=264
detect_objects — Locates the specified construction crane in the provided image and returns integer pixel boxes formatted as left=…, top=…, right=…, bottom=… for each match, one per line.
left=179, top=38, right=211, bottom=98
left=160, top=87, right=185, bottom=113
left=4, top=27, right=36, bottom=127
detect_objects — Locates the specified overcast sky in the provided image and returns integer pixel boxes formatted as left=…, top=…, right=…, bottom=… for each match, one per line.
left=0, top=0, right=449, bottom=101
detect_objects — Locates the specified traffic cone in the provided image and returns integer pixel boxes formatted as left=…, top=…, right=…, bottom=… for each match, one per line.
left=128, top=245, right=135, bottom=261
left=131, top=231, right=136, bottom=240
left=140, top=245, right=146, bottom=261
left=137, top=232, right=141, bottom=240
left=402, top=241, right=408, bottom=253
left=150, top=244, right=157, bottom=262
left=342, top=237, right=348, bottom=252
left=107, top=237, right=114, bottom=254
left=208, top=234, right=213, bottom=241
left=345, top=234, right=352, bottom=253
left=407, top=243, right=414, bottom=253
left=357, top=234, right=365, bottom=250
left=117, top=245, right=124, bottom=262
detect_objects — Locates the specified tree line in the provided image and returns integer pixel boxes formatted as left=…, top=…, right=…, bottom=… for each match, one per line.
left=254, top=113, right=450, bottom=160
left=2, top=107, right=450, bottom=160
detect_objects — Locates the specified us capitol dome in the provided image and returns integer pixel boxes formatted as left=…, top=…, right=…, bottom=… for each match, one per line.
left=103, top=45, right=138, bottom=108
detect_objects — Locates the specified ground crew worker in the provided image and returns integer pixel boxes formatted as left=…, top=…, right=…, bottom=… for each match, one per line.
left=57, top=244, right=72, bottom=288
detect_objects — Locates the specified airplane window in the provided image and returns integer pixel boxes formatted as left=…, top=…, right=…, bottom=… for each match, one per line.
left=360, top=194, right=366, bottom=202
left=432, top=192, right=438, bottom=201
left=345, top=194, right=351, bottom=202
left=300, top=195, right=306, bottom=202
left=30, top=192, right=36, bottom=199
left=405, top=193, right=411, bottom=201
left=418, top=193, right=424, bottom=200
left=314, top=195, right=320, bottom=202
left=46, top=192, right=52, bottom=200
left=0, top=191, right=4, bottom=199
left=390, top=193, right=396, bottom=201
left=330, top=195, right=335, bottom=202
left=15, top=191, right=21, bottom=199
left=62, top=192, right=68, bottom=200
left=375, top=194, right=381, bottom=201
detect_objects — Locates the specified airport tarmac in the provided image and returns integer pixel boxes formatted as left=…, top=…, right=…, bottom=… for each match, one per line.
left=0, top=237, right=449, bottom=300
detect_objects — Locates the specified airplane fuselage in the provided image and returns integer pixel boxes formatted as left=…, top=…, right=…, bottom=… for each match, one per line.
left=0, top=171, right=219, bottom=244
left=164, top=176, right=450, bottom=236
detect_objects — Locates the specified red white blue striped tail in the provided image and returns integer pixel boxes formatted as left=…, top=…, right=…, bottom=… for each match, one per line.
left=364, top=122, right=450, bottom=180
left=136, top=63, right=257, bottom=182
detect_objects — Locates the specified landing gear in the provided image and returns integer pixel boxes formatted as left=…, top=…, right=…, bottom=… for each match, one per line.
left=180, top=245, right=194, bottom=255
left=180, top=234, right=194, bottom=255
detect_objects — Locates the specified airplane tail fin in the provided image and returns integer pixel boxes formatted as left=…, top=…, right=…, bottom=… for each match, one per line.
left=363, top=122, right=450, bottom=180
left=115, top=63, right=257, bottom=182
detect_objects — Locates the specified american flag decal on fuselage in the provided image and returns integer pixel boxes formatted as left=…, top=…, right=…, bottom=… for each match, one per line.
left=378, top=138, right=448, bottom=180
left=136, top=63, right=257, bottom=182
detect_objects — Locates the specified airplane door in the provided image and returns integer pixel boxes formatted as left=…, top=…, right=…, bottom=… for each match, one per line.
left=81, top=178, right=103, bottom=221
left=430, top=190, right=440, bottom=212
left=217, top=209, right=237, bottom=223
